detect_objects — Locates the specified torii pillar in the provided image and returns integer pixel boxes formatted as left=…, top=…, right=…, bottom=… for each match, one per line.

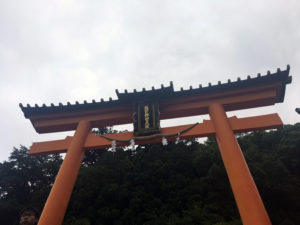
left=37, top=120, right=91, bottom=225
left=209, top=103, right=271, bottom=224
left=20, top=66, right=292, bottom=225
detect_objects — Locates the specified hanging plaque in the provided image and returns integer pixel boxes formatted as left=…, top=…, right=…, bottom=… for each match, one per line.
left=133, top=101, right=160, bottom=136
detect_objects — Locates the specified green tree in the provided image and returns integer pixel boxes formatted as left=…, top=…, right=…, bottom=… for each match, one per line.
left=1, top=124, right=300, bottom=225
left=0, top=146, right=62, bottom=225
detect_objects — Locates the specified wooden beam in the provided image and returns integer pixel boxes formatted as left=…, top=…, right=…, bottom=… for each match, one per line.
left=30, top=82, right=282, bottom=133
left=29, top=113, right=282, bottom=155
left=31, top=89, right=277, bottom=133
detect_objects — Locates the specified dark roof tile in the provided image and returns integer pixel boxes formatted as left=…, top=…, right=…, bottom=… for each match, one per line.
left=20, top=66, right=292, bottom=118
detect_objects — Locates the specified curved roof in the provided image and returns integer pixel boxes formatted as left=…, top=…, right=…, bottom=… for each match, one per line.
left=19, top=65, right=292, bottom=133
left=20, top=65, right=291, bottom=118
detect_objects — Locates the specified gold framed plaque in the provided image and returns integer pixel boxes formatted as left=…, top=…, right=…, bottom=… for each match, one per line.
left=133, top=101, right=160, bottom=136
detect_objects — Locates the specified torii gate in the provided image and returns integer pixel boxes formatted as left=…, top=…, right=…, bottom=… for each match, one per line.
left=20, top=66, right=292, bottom=225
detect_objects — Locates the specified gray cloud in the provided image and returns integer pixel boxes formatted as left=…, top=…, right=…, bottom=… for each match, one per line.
left=0, top=0, right=299, bottom=161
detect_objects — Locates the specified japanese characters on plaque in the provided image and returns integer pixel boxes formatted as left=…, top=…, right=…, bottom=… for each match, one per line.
left=133, top=101, right=160, bottom=136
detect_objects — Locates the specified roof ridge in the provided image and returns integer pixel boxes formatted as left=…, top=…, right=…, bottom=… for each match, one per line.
left=19, top=65, right=291, bottom=116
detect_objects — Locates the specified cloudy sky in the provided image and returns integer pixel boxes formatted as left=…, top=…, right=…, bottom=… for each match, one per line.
left=0, top=0, right=299, bottom=162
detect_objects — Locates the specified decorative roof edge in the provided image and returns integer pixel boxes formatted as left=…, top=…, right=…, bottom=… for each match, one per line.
left=20, top=65, right=292, bottom=118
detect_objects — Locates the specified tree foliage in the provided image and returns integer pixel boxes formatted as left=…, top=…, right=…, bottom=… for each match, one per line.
left=1, top=124, right=300, bottom=225
left=0, top=146, right=62, bottom=225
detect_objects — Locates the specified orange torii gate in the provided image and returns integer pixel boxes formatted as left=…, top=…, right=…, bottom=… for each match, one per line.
left=20, top=66, right=292, bottom=225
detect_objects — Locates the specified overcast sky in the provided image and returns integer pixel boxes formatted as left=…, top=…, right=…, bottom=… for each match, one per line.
left=0, top=0, right=299, bottom=162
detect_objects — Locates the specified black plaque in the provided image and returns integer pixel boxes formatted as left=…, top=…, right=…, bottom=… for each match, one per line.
left=133, top=101, right=160, bottom=136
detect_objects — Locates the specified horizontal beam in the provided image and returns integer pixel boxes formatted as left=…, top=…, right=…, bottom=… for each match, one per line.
left=32, top=88, right=279, bottom=133
left=29, top=113, right=283, bottom=155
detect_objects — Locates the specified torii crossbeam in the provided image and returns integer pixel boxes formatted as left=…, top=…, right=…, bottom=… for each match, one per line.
left=20, top=66, right=292, bottom=225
